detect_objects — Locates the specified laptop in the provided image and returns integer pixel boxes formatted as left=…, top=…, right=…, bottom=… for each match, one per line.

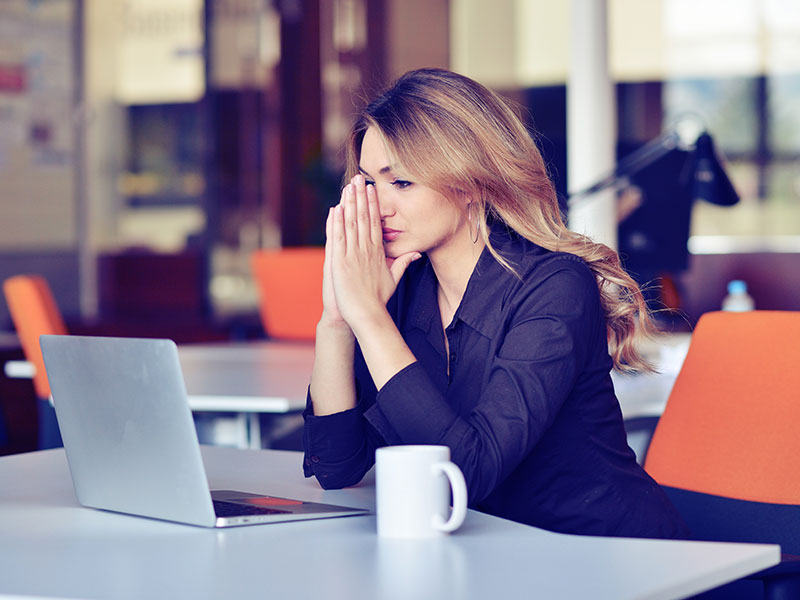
left=40, top=334, right=368, bottom=528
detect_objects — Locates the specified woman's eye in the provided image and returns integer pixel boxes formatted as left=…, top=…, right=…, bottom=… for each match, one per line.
left=364, top=179, right=375, bottom=187
left=392, top=179, right=412, bottom=189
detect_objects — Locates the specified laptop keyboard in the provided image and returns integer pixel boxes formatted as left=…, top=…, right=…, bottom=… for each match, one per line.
left=213, top=500, right=290, bottom=517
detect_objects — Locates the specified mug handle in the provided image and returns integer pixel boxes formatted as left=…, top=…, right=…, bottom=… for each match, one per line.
left=431, top=461, right=467, bottom=533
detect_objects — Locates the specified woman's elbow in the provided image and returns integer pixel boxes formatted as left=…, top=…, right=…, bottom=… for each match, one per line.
left=457, top=447, right=507, bottom=505
left=313, top=468, right=367, bottom=490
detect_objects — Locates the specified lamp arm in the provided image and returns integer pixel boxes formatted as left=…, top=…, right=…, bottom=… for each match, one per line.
left=567, top=130, right=683, bottom=207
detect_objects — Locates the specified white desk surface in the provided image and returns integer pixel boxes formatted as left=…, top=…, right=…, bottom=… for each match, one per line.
left=612, top=333, right=692, bottom=420
left=177, top=340, right=314, bottom=413
left=4, top=334, right=689, bottom=421
left=0, top=447, right=779, bottom=600
left=2, top=340, right=315, bottom=414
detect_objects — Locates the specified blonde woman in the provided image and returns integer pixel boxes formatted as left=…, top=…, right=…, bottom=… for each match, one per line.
left=304, top=68, right=688, bottom=538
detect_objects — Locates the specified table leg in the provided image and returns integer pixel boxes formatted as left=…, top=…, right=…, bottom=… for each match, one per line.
left=246, top=413, right=262, bottom=449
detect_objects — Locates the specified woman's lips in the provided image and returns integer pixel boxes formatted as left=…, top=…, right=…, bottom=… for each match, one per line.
left=382, top=229, right=401, bottom=242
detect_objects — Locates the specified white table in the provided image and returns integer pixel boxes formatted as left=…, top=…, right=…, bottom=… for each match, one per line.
left=3, top=340, right=313, bottom=412
left=179, top=341, right=313, bottom=448
left=611, top=333, right=692, bottom=462
left=4, top=334, right=689, bottom=417
left=3, top=340, right=315, bottom=449
left=3, top=334, right=692, bottom=452
left=177, top=341, right=313, bottom=413
left=0, top=447, right=779, bottom=600
left=611, top=332, right=692, bottom=421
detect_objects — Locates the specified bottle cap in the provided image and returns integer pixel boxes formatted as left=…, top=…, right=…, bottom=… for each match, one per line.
left=727, top=280, right=747, bottom=294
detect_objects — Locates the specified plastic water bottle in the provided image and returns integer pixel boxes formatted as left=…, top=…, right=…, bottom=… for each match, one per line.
left=721, top=280, right=755, bottom=312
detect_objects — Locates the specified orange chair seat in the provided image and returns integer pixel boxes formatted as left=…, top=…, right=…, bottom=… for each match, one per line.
left=251, top=248, right=324, bottom=341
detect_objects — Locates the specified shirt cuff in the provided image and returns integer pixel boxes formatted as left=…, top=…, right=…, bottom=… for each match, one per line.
left=304, top=405, right=363, bottom=456
left=302, top=387, right=367, bottom=477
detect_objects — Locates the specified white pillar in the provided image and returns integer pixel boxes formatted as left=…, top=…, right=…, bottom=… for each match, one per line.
left=567, top=0, right=617, bottom=249
left=81, top=0, right=128, bottom=319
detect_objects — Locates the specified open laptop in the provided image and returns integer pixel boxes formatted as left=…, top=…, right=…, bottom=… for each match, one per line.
left=39, top=334, right=368, bottom=528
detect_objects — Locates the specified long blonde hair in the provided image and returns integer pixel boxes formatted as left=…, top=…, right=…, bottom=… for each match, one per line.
left=346, top=68, right=656, bottom=372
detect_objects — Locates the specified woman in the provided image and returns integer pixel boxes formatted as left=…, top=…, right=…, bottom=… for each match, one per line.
left=303, top=68, right=688, bottom=539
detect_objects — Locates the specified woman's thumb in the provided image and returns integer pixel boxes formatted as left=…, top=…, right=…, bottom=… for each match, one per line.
left=389, top=252, right=422, bottom=281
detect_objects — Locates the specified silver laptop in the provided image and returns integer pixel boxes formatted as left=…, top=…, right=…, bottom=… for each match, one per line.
left=40, top=334, right=368, bottom=528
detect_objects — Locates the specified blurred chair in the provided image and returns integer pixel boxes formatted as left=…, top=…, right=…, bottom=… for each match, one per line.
left=644, top=310, right=800, bottom=600
left=251, top=248, right=324, bottom=341
left=249, top=248, right=323, bottom=450
left=2, top=275, right=66, bottom=449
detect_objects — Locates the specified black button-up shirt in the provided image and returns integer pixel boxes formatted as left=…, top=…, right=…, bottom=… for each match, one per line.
left=303, top=225, right=688, bottom=539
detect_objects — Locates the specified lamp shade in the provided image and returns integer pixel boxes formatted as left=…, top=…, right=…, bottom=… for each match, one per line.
left=692, top=132, right=740, bottom=207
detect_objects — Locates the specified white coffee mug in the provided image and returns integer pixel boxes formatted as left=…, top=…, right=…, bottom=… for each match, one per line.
left=375, top=445, right=468, bottom=538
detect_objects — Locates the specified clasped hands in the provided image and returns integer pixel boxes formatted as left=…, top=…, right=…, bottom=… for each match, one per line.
left=321, top=175, right=421, bottom=335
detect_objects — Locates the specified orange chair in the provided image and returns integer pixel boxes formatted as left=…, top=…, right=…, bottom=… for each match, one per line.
left=3, top=275, right=67, bottom=448
left=644, top=311, right=800, bottom=599
left=251, top=248, right=324, bottom=341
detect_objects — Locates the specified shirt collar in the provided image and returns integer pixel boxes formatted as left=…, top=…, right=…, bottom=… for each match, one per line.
left=405, top=222, right=546, bottom=338
left=453, top=222, right=530, bottom=337
left=406, top=259, right=440, bottom=334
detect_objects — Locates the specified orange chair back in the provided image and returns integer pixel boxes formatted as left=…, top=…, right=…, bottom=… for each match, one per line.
left=251, top=248, right=324, bottom=341
left=3, top=275, right=68, bottom=399
left=644, top=310, right=800, bottom=505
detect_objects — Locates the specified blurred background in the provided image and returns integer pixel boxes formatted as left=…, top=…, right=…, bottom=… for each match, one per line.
left=1, top=0, right=799, bottom=451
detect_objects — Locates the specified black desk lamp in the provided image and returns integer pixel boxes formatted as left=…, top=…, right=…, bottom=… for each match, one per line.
left=566, top=127, right=741, bottom=314
left=691, top=131, right=739, bottom=207
left=568, top=127, right=739, bottom=209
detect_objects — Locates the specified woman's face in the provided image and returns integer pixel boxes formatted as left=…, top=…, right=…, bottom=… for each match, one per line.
left=358, top=127, right=469, bottom=261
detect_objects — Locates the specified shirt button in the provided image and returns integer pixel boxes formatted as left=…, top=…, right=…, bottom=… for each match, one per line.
left=310, top=455, right=320, bottom=463
left=450, top=353, right=456, bottom=363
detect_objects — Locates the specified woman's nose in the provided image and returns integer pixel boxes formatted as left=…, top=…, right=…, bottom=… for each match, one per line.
left=378, top=190, right=395, bottom=218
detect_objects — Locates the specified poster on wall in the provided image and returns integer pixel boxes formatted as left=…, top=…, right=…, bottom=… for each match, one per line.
left=116, top=0, right=205, bottom=104
left=0, top=0, right=77, bottom=250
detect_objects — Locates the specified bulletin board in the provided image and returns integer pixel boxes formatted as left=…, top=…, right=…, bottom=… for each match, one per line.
left=0, top=0, right=78, bottom=250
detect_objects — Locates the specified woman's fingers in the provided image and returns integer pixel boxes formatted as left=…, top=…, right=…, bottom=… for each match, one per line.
left=352, top=174, right=384, bottom=253
left=332, top=203, right=345, bottom=262
left=325, top=206, right=333, bottom=252
left=321, top=207, right=338, bottom=315
left=343, top=182, right=358, bottom=253
left=336, top=176, right=385, bottom=274
left=366, top=184, right=382, bottom=246
left=353, top=176, right=371, bottom=251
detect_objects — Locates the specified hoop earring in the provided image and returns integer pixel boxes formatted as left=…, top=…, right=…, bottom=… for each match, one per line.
left=467, top=202, right=480, bottom=244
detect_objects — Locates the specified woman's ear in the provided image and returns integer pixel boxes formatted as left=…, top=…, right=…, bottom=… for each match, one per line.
left=447, top=186, right=473, bottom=210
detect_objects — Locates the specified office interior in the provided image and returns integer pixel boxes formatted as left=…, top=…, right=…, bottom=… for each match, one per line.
left=1, top=0, right=799, bottom=457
